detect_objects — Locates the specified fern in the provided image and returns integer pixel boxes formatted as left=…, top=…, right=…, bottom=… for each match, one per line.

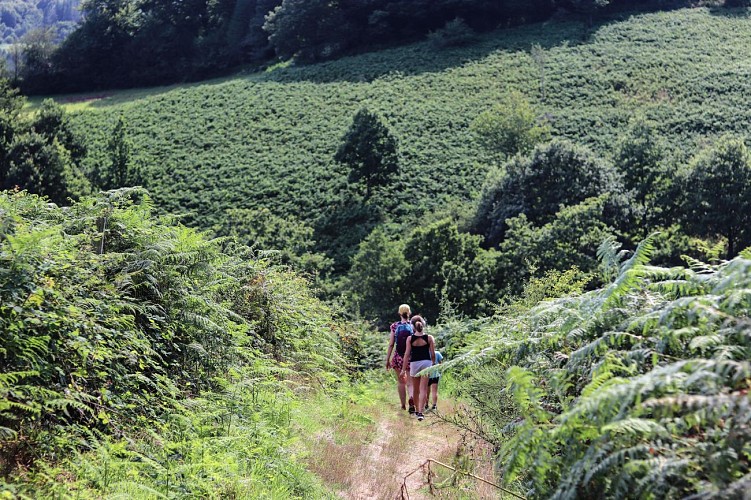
left=445, top=236, right=751, bottom=497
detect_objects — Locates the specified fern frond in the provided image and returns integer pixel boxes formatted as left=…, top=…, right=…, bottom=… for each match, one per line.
left=601, top=417, right=669, bottom=437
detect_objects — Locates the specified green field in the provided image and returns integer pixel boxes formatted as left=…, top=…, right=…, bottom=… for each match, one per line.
left=62, top=7, right=751, bottom=253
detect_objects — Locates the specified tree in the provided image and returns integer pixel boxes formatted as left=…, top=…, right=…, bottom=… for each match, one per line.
left=0, top=87, right=88, bottom=203
left=264, top=0, right=350, bottom=62
left=97, top=115, right=142, bottom=189
left=471, top=140, right=621, bottom=247
left=470, top=91, right=549, bottom=163
left=497, top=196, right=615, bottom=294
left=683, top=135, right=751, bottom=258
left=347, top=227, right=408, bottom=326
left=4, top=132, right=72, bottom=204
left=19, top=28, right=56, bottom=91
left=402, top=219, right=499, bottom=322
left=0, top=80, right=24, bottom=185
left=335, top=108, right=399, bottom=199
left=614, top=117, right=668, bottom=234
left=32, top=99, right=86, bottom=161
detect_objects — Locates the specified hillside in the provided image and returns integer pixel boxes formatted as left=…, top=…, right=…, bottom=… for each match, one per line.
left=63, top=8, right=751, bottom=264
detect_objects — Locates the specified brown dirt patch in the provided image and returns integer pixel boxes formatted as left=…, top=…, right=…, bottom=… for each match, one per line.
left=338, top=400, right=498, bottom=499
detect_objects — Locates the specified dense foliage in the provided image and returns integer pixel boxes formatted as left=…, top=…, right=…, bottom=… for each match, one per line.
left=20, top=0, right=723, bottom=92
left=0, top=0, right=79, bottom=44
left=0, top=85, right=89, bottom=204
left=442, top=237, right=751, bottom=497
left=0, top=189, right=345, bottom=496
left=57, top=8, right=751, bottom=324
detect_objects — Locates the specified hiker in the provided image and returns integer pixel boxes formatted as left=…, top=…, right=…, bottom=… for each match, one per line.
left=401, top=315, right=435, bottom=421
left=385, top=304, right=415, bottom=412
left=425, top=350, right=443, bottom=412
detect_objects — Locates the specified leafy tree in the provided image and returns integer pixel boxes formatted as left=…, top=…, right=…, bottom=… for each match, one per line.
left=347, top=227, right=408, bottom=326
left=18, top=28, right=56, bottom=91
left=472, top=140, right=621, bottom=247
left=470, top=91, right=550, bottom=163
left=614, top=117, right=668, bottom=234
left=96, top=115, right=142, bottom=190
left=4, top=132, right=72, bottom=204
left=32, top=98, right=87, bottom=161
left=497, top=196, right=615, bottom=293
left=334, top=108, right=399, bottom=200
left=0, top=92, right=87, bottom=203
left=0, top=79, right=23, bottom=184
left=402, top=218, right=499, bottom=322
left=683, top=135, right=751, bottom=258
left=264, top=0, right=350, bottom=62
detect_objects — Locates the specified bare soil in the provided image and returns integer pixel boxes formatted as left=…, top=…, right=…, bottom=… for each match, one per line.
left=339, top=401, right=498, bottom=500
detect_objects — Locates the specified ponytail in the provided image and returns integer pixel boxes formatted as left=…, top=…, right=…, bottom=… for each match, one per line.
left=410, top=314, right=426, bottom=333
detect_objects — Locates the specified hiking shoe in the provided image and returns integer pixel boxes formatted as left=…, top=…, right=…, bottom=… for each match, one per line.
left=417, top=412, right=424, bottom=421
left=424, top=403, right=429, bottom=411
left=408, top=405, right=415, bottom=414
left=431, top=404, right=437, bottom=411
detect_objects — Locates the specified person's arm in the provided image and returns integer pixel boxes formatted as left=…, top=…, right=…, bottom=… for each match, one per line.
left=401, top=341, right=412, bottom=376
left=385, top=330, right=395, bottom=370
left=429, top=336, right=436, bottom=365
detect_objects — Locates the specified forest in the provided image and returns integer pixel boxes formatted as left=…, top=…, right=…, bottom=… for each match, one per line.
left=2, top=1, right=751, bottom=498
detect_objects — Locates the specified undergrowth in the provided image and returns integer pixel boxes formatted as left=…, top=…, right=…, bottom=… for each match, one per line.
left=442, top=236, right=751, bottom=498
left=0, top=188, right=346, bottom=497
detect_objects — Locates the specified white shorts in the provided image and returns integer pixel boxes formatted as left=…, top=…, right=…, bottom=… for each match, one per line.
left=410, top=359, right=433, bottom=377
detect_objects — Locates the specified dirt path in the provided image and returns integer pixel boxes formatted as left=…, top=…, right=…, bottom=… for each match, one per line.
left=303, top=382, right=499, bottom=499
left=342, top=408, right=460, bottom=500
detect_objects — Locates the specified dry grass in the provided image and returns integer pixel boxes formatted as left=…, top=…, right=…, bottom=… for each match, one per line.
left=292, top=380, right=504, bottom=498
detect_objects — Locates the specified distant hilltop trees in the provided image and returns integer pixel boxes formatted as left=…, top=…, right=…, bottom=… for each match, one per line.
left=0, top=0, right=80, bottom=44
left=14, top=0, right=748, bottom=93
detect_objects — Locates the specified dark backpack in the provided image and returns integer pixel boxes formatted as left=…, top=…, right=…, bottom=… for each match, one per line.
left=395, top=322, right=414, bottom=357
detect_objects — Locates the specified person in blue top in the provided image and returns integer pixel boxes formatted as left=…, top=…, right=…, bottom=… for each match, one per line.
left=426, top=350, right=443, bottom=412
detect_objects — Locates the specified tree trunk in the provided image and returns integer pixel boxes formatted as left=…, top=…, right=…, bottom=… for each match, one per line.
left=727, top=228, right=735, bottom=260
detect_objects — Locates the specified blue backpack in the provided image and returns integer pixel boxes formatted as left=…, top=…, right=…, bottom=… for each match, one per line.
left=395, top=322, right=414, bottom=357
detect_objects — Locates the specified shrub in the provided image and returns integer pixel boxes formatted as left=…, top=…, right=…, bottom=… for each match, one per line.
left=427, top=18, right=477, bottom=49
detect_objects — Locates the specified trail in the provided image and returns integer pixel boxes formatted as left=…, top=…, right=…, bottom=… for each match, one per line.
left=303, top=381, right=498, bottom=499
left=342, top=407, right=459, bottom=500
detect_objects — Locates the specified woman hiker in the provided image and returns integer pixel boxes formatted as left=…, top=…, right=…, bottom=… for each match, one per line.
left=386, top=304, right=416, bottom=412
left=401, top=315, right=435, bottom=421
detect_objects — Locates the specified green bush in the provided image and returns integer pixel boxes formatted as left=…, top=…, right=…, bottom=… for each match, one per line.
left=0, top=188, right=345, bottom=492
left=445, top=237, right=751, bottom=497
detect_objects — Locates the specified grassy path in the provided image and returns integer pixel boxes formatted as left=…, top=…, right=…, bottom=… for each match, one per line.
left=295, top=377, right=498, bottom=499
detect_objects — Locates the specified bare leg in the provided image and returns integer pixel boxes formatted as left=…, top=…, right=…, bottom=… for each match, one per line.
left=394, top=369, right=406, bottom=408
left=431, top=382, right=439, bottom=407
left=425, top=383, right=434, bottom=409
left=419, top=376, right=429, bottom=413
left=412, top=376, right=421, bottom=415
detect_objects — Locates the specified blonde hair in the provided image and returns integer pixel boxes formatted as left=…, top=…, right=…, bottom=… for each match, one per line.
left=398, top=304, right=411, bottom=318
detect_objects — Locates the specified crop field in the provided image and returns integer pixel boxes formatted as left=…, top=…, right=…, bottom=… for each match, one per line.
left=63, top=8, right=751, bottom=242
